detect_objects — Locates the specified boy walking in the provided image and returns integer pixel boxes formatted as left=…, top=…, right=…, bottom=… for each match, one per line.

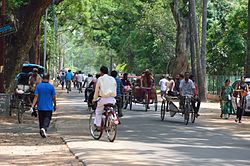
left=31, top=73, right=57, bottom=138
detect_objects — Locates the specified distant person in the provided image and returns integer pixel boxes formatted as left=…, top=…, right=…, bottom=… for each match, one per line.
left=84, top=74, right=94, bottom=102
left=220, top=79, right=234, bottom=119
left=234, top=76, right=249, bottom=123
left=77, top=71, right=84, bottom=93
left=83, top=74, right=93, bottom=88
left=121, top=73, right=132, bottom=87
left=60, top=72, right=66, bottom=90
left=87, top=74, right=101, bottom=110
left=31, top=73, right=57, bottom=138
left=73, top=72, right=78, bottom=89
left=159, top=75, right=168, bottom=100
left=111, top=70, right=123, bottom=117
left=179, top=72, right=195, bottom=109
left=29, top=68, right=42, bottom=92
left=167, top=76, right=176, bottom=96
left=189, top=75, right=201, bottom=117
left=65, top=70, right=73, bottom=93
left=141, top=69, right=154, bottom=87
left=175, top=74, right=184, bottom=94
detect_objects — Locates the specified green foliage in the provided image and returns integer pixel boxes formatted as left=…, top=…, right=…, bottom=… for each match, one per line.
left=207, top=0, right=247, bottom=74
left=49, top=0, right=176, bottom=74
left=7, top=0, right=28, bottom=10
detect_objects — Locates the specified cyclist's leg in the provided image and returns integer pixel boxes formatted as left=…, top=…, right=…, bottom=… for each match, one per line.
left=69, top=81, right=72, bottom=91
left=79, top=82, right=83, bottom=92
left=116, top=96, right=123, bottom=117
left=66, top=81, right=69, bottom=90
left=84, top=88, right=88, bottom=101
left=196, top=97, right=201, bottom=114
left=62, top=81, right=64, bottom=90
left=94, top=103, right=104, bottom=127
left=179, top=96, right=184, bottom=110
left=94, top=97, right=116, bottom=127
left=239, top=97, right=245, bottom=122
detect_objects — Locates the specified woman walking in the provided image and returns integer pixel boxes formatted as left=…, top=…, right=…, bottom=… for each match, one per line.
left=220, top=79, right=234, bottom=119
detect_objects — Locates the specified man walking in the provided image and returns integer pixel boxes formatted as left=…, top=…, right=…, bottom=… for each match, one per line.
left=65, top=69, right=73, bottom=93
left=77, top=71, right=84, bottom=93
left=93, top=66, right=117, bottom=130
left=31, top=73, right=57, bottom=138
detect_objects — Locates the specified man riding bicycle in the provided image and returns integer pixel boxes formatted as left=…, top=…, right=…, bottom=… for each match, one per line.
left=179, top=72, right=196, bottom=112
left=65, top=70, right=73, bottom=93
left=93, top=66, right=117, bottom=130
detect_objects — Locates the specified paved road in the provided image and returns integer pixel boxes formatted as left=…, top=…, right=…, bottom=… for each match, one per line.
left=57, top=88, right=250, bottom=166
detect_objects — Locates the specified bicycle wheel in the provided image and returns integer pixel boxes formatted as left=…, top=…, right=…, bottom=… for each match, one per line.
left=106, top=113, right=117, bottom=142
left=18, top=101, right=25, bottom=124
left=89, top=111, right=103, bottom=140
left=184, top=102, right=190, bottom=125
left=191, top=112, right=195, bottom=123
left=184, top=110, right=189, bottom=125
left=160, top=100, right=166, bottom=121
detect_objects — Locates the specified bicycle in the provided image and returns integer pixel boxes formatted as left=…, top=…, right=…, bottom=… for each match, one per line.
left=89, top=103, right=119, bottom=142
left=183, top=95, right=195, bottom=125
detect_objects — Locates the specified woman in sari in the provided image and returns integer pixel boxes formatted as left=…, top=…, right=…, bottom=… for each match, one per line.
left=220, top=79, right=235, bottom=119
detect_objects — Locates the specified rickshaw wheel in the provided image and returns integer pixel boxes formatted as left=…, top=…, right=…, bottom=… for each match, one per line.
left=18, top=101, right=25, bottom=124
left=160, top=100, right=165, bottom=121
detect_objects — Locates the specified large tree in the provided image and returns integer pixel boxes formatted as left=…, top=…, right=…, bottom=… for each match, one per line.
left=4, top=0, right=63, bottom=91
left=170, top=0, right=190, bottom=76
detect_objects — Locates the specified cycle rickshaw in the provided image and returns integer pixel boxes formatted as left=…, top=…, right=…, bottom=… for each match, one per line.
left=128, top=85, right=158, bottom=112
left=160, top=95, right=196, bottom=125
left=10, top=64, right=44, bottom=123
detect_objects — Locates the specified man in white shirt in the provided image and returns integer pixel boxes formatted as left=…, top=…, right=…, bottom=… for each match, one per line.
left=93, top=66, right=117, bottom=129
left=77, top=71, right=84, bottom=93
left=179, top=72, right=195, bottom=109
left=159, top=75, right=168, bottom=100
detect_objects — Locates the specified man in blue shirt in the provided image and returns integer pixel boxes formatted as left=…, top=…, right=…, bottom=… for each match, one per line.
left=65, top=69, right=73, bottom=93
left=111, top=70, right=123, bottom=117
left=31, top=73, right=57, bottom=138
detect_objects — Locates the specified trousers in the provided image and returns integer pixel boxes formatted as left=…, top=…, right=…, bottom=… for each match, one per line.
left=94, top=97, right=116, bottom=127
left=38, top=111, right=52, bottom=131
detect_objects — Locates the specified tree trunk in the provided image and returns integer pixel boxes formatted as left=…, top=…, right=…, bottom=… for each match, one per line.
left=246, top=0, right=250, bottom=77
left=170, top=0, right=189, bottom=77
left=201, top=0, right=208, bottom=101
left=190, top=0, right=206, bottom=101
left=189, top=1, right=196, bottom=77
left=29, top=26, right=40, bottom=64
left=4, top=0, right=62, bottom=92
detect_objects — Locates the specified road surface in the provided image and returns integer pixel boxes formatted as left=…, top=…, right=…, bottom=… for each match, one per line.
left=56, top=88, right=250, bottom=166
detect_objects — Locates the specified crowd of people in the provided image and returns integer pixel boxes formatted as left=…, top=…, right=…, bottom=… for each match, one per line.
left=26, top=65, right=249, bottom=138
